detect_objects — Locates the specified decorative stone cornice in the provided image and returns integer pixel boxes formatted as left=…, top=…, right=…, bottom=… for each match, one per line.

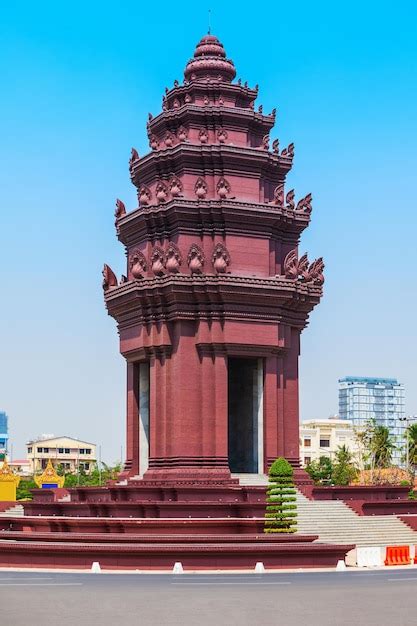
left=147, top=104, right=275, bottom=137
left=130, top=143, right=292, bottom=187
left=104, top=273, right=322, bottom=330
left=116, top=198, right=310, bottom=246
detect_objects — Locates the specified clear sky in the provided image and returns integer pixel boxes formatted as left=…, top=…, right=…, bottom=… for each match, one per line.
left=1, top=1, right=416, bottom=461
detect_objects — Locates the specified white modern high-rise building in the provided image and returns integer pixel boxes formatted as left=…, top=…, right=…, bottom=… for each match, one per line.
left=338, top=376, right=410, bottom=466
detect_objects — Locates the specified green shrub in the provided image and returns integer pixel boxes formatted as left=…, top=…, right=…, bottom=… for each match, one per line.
left=264, top=457, right=297, bottom=534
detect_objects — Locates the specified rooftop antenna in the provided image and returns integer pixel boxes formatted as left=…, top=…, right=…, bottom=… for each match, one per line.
left=208, top=8, right=211, bottom=34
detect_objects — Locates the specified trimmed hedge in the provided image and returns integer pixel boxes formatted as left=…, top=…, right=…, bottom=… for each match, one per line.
left=264, top=457, right=297, bottom=534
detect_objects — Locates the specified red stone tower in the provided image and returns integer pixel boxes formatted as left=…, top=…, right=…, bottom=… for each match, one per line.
left=104, top=35, right=324, bottom=483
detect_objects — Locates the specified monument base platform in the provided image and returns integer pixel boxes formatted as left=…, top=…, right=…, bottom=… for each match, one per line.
left=0, top=480, right=354, bottom=570
left=0, top=538, right=353, bottom=571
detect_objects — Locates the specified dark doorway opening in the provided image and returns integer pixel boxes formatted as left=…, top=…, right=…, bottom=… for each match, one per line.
left=227, top=357, right=261, bottom=473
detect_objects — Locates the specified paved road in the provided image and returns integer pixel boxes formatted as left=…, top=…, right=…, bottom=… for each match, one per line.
left=2, top=569, right=417, bottom=626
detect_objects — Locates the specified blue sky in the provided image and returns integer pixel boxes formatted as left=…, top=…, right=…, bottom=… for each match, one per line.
left=1, top=1, right=416, bottom=461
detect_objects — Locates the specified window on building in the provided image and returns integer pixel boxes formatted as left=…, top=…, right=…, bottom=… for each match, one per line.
left=86, top=449, right=91, bottom=455
left=80, top=449, right=85, bottom=454
left=43, top=447, right=49, bottom=453
left=320, top=439, right=330, bottom=448
left=37, top=447, right=43, bottom=453
left=27, top=447, right=32, bottom=454
left=303, top=439, right=311, bottom=447
left=58, top=448, right=64, bottom=454
left=80, top=462, right=90, bottom=471
left=64, top=448, right=70, bottom=454
left=304, top=457, right=311, bottom=465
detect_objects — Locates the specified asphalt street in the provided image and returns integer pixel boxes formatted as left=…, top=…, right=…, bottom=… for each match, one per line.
left=2, top=569, right=417, bottom=626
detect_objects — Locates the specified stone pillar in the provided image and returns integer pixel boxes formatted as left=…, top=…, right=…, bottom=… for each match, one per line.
left=122, top=362, right=139, bottom=477
left=144, top=324, right=231, bottom=482
left=282, top=329, right=301, bottom=465
left=264, top=355, right=279, bottom=470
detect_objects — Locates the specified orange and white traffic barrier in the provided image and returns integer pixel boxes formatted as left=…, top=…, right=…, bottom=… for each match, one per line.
left=384, top=545, right=411, bottom=566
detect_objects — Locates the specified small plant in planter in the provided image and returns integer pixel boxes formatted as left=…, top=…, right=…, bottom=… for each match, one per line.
left=264, top=457, right=297, bottom=533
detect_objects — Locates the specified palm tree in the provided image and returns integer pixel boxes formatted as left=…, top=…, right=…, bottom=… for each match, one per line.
left=406, top=423, right=417, bottom=470
left=370, top=425, right=396, bottom=468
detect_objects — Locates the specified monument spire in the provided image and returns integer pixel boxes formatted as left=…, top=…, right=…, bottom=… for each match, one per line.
left=106, top=34, right=323, bottom=482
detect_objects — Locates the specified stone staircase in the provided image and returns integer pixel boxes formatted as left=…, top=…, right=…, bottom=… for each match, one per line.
left=295, top=491, right=417, bottom=547
left=0, top=504, right=24, bottom=517
left=233, top=474, right=417, bottom=547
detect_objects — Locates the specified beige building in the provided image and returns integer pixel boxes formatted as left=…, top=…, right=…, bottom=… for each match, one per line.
left=300, top=418, right=358, bottom=467
left=8, top=459, right=31, bottom=476
left=26, top=436, right=97, bottom=474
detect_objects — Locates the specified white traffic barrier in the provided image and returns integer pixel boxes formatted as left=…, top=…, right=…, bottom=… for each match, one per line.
left=91, top=561, right=101, bottom=573
left=356, top=546, right=384, bottom=568
left=254, top=562, right=265, bottom=573
left=172, top=562, right=184, bottom=574
left=336, top=559, right=347, bottom=571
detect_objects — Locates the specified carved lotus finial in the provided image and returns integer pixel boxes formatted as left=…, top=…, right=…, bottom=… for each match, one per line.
left=187, top=244, right=205, bottom=274
left=199, top=128, right=209, bottom=144
left=194, top=177, right=208, bottom=200
left=203, top=95, right=209, bottom=105
left=165, top=243, right=182, bottom=273
left=283, top=251, right=299, bottom=280
left=129, top=249, right=147, bottom=279
left=217, top=128, right=228, bottom=143
left=262, top=134, right=269, bottom=150
left=296, top=193, right=313, bottom=214
left=216, top=177, right=231, bottom=199
left=149, top=134, right=160, bottom=150
left=258, top=105, right=263, bottom=114
left=156, top=182, right=168, bottom=203
left=164, top=132, right=175, bottom=147
left=244, top=81, right=248, bottom=88
left=115, top=198, right=126, bottom=222
left=173, top=98, right=180, bottom=109
left=129, top=148, right=139, bottom=170
left=212, top=243, right=231, bottom=274
left=148, top=113, right=153, bottom=121
left=184, top=93, right=192, bottom=103
left=169, top=176, right=183, bottom=198
left=282, top=251, right=324, bottom=286
left=150, top=246, right=166, bottom=276
left=281, top=142, right=295, bottom=160
left=139, top=186, right=152, bottom=206
left=271, top=108, right=276, bottom=117
left=306, top=258, right=325, bottom=285
left=177, top=126, right=188, bottom=142
left=102, top=264, right=118, bottom=291
left=297, top=253, right=310, bottom=281
left=285, top=189, right=295, bottom=210
left=174, top=79, right=179, bottom=87
left=272, top=139, right=279, bottom=154
left=273, top=184, right=284, bottom=207
left=218, top=95, right=224, bottom=106
left=162, top=97, right=167, bottom=111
